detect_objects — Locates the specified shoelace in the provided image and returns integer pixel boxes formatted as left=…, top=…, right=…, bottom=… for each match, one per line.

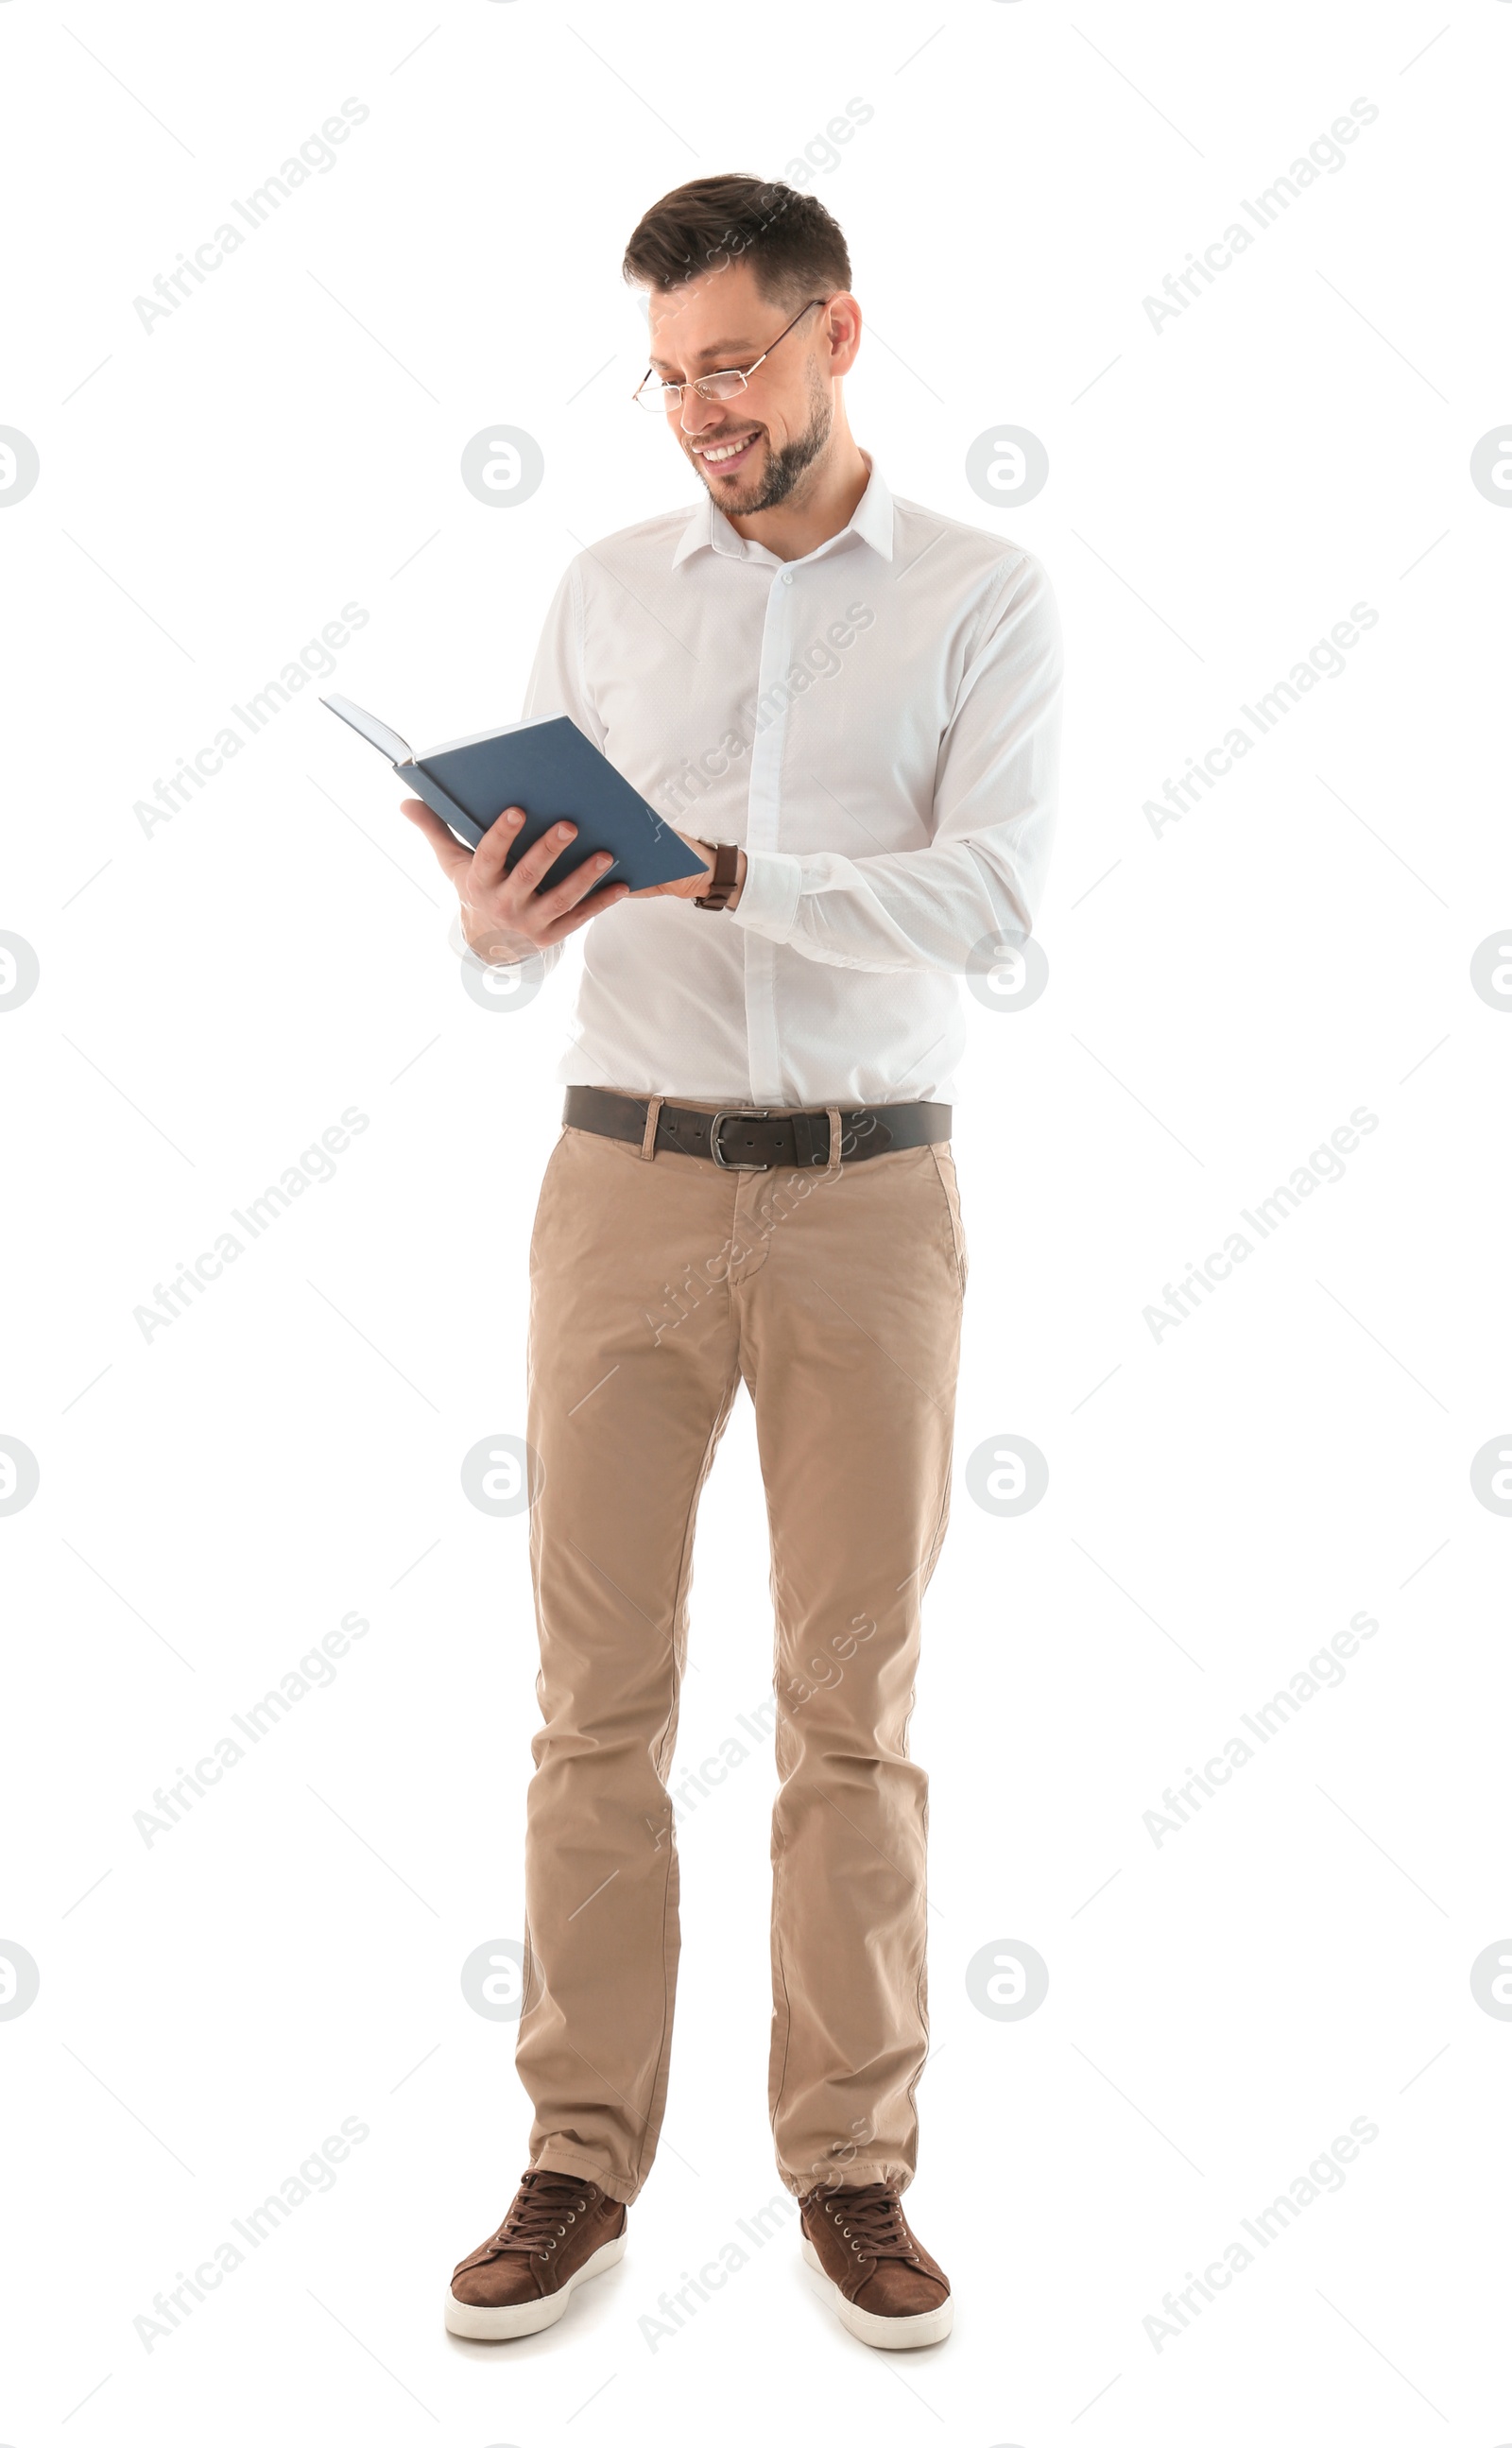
left=813, top=2181, right=919, bottom=2263
left=490, top=2171, right=594, bottom=2261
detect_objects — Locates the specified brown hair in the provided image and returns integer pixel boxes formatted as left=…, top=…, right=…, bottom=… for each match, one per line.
left=622, top=174, right=851, bottom=303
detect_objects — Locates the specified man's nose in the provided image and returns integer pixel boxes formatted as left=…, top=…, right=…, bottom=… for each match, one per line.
left=679, top=390, right=725, bottom=437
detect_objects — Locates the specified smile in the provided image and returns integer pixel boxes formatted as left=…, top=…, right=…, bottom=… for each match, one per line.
left=695, top=432, right=762, bottom=469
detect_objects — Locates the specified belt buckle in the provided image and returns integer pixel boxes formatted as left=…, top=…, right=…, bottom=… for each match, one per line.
left=709, top=1108, right=772, bottom=1170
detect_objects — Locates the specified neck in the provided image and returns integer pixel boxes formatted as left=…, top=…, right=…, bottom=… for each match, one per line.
left=727, top=412, right=870, bottom=563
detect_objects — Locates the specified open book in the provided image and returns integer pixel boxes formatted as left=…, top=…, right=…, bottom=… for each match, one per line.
left=321, top=695, right=706, bottom=894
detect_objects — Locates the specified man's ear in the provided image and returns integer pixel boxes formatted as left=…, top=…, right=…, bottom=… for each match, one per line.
left=824, top=295, right=863, bottom=377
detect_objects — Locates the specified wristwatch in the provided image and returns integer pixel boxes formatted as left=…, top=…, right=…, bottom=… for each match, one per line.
left=694, top=841, right=742, bottom=911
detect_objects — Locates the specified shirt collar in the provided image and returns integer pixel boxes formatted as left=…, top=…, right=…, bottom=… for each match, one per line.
left=671, top=455, right=895, bottom=568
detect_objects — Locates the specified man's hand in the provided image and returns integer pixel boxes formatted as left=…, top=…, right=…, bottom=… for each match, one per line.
left=628, top=838, right=746, bottom=905
left=401, top=799, right=630, bottom=963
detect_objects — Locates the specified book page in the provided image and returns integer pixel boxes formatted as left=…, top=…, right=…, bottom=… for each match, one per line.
left=320, top=694, right=414, bottom=767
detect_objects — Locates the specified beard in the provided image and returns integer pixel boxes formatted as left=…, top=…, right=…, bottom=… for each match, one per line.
left=693, top=369, right=833, bottom=514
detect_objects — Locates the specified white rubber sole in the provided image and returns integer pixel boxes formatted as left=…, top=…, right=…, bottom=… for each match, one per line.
left=445, top=2231, right=627, bottom=2340
left=800, top=2235, right=954, bottom=2349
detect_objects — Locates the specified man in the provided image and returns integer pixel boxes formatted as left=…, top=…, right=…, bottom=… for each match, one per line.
left=406, top=174, right=1061, bottom=2351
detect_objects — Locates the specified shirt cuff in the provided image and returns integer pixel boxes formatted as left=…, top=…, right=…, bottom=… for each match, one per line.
left=729, top=848, right=803, bottom=944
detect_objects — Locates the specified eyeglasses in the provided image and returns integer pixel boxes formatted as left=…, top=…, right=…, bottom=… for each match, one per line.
left=632, top=299, right=827, bottom=414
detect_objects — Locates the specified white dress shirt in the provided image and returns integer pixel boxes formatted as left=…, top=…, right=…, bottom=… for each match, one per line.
left=501, top=457, right=1061, bottom=1107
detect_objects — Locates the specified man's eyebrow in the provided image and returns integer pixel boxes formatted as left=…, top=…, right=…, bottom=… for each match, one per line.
left=647, top=337, right=758, bottom=371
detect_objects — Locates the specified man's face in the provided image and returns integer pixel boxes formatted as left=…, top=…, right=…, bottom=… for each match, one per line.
left=645, top=259, right=838, bottom=514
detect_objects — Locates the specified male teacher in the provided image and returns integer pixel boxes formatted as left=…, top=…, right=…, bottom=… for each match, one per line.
left=405, top=175, right=1061, bottom=2352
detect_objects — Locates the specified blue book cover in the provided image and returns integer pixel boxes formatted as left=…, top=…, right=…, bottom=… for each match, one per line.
left=321, top=695, right=706, bottom=895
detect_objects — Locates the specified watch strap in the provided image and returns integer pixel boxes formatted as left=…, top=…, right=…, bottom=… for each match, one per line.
left=694, top=840, right=742, bottom=910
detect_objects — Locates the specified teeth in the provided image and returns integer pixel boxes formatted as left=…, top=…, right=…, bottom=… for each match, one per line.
left=701, top=434, right=756, bottom=462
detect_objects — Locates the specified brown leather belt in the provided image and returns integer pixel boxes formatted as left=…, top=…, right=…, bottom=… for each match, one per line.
left=563, top=1087, right=951, bottom=1172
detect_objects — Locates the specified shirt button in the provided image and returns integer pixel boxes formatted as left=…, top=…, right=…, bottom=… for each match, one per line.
left=782, top=571, right=793, bottom=585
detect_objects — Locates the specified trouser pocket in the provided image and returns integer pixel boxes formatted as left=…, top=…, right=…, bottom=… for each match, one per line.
left=930, top=1145, right=969, bottom=1290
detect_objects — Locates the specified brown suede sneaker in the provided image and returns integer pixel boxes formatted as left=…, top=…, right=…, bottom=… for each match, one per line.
left=445, top=2169, right=627, bottom=2340
left=799, top=2181, right=953, bottom=2349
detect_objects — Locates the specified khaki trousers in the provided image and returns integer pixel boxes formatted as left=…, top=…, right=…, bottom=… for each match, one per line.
left=516, top=1109, right=967, bottom=2203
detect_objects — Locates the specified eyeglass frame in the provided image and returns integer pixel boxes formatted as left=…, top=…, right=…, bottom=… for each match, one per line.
left=631, top=297, right=830, bottom=414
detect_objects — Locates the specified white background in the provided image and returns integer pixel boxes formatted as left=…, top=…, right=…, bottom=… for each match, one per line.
left=4, top=0, right=1510, bottom=2439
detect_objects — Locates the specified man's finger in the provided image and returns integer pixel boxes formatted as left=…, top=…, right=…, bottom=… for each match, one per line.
left=399, top=797, right=472, bottom=881
left=503, top=819, right=581, bottom=904
left=537, top=881, right=630, bottom=945
left=471, top=804, right=527, bottom=888
left=534, top=848, right=620, bottom=922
